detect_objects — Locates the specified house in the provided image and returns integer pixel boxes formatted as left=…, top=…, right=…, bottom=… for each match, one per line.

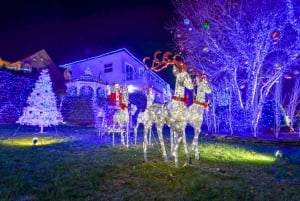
left=0, top=49, right=66, bottom=96
left=59, top=48, right=171, bottom=102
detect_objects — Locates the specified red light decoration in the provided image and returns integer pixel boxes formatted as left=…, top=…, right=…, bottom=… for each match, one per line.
left=284, top=74, right=292, bottom=79
left=271, top=31, right=280, bottom=40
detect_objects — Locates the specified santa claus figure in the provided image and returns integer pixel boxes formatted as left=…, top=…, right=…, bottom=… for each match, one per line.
left=107, top=83, right=125, bottom=109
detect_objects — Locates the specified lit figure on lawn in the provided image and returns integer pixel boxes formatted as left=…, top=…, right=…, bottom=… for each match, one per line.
left=143, top=51, right=194, bottom=167
left=184, top=72, right=211, bottom=160
left=134, top=86, right=155, bottom=147
left=107, top=83, right=130, bottom=147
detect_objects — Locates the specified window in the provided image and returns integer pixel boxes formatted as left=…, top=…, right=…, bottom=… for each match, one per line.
left=139, top=68, right=144, bottom=79
left=125, top=63, right=134, bottom=80
left=104, top=63, right=113, bottom=73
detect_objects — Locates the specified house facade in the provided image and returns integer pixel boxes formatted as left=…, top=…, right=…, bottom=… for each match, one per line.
left=59, top=48, right=171, bottom=102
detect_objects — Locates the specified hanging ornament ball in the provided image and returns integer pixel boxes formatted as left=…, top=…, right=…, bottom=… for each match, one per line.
left=271, top=31, right=280, bottom=40
left=184, top=18, right=190, bottom=25
left=203, top=46, right=209, bottom=53
left=203, top=21, right=210, bottom=30
left=188, top=27, right=193, bottom=31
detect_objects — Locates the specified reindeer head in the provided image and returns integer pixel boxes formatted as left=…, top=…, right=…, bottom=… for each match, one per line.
left=143, top=51, right=193, bottom=90
left=143, top=51, right=189, bottom=72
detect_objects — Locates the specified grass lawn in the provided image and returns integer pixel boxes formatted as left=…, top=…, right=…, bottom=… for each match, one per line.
left=0, top=125, right=300, bottom=201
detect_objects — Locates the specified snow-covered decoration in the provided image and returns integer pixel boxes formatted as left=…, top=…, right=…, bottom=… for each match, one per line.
left=143, top=51, right=194, bottom=168
left=170, top=0, right=300, bottom=136
left=17, top=69, right=63, bottom=133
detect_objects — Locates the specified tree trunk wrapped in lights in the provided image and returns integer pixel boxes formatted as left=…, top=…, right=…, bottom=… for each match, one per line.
left=169, top=0, right=300, bottom=136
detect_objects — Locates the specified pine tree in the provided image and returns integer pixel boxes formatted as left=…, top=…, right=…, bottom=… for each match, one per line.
left=17, top=69, right=63, bottom=133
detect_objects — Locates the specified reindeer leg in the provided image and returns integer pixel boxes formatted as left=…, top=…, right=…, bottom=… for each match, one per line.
left=126, top=122, right=129, bottom=148
left=148, top=126, right=152, bottom=146
left=173, top=131, right=183, bottom=168
left=157, top=124, right=168, bottom=162
left=193, top=128, right=201, bottom=160
left=170, top=128, right=174, bottom=155
left=143, top=124, right=149, bottom=162
left=182, top=127, right=189, bottom=155
left=134, top=123, right=139, bottom=145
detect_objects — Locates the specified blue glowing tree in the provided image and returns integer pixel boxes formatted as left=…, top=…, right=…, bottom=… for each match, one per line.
left=17, top=69, right=63, bottom=133
left=170, top=0, right=300, bottom=136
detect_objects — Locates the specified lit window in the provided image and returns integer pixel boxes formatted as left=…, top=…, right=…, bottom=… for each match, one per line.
left=104, top=63, right=113, bottom=73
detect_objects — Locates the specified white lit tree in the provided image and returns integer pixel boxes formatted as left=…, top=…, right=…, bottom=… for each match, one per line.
left=169, top=0, right=300, bottom=136
left=17, top=69, right=63, bottom=133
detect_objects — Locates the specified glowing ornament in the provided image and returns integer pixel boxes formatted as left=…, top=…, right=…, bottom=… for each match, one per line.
left=271, top=31, right=280, bottom=40
left=284, top=74, right=292, bottom=79
left=203, top=46, right=209, bottom=53
left=244, top=60, right=249, bottom=65
left=184, top=18, right=190, bottom=25
left=188, top=27, right=193, bottom=31
left=203, top=21, right=210, bottom=30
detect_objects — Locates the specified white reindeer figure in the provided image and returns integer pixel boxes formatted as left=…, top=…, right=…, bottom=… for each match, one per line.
left=184, top=73, right=211, bottom=160
left=133, top=87, right=155, bottom=145
left=143, top=51, right=194, bottom=167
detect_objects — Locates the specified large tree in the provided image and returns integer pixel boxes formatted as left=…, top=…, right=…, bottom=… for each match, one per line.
left=169, top=0, right=300, bottom=136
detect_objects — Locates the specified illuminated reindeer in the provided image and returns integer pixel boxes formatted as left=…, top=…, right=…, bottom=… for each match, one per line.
left=133, top=87, right=155, bottom=145
left=184, top=72, right=211, bottom=160
left=143, top=51, right=194, bottom=167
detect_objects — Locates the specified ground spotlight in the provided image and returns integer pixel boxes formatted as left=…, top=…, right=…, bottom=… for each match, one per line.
left=275, top=150, right=282, bottom=158
left=32, top=137, right=39, bottom=145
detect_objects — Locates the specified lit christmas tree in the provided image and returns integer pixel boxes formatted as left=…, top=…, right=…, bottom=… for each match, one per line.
left=17, top=69, right=63, bottom=133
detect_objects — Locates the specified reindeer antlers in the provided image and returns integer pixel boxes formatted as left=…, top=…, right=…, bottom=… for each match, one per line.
left=143, top=51, right=188, bottom=72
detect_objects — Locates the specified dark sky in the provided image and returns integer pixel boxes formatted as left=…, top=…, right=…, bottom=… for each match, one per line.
left=0, top=0, right=175, bottom=67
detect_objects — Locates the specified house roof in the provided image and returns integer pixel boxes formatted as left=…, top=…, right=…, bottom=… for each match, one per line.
left=59, top=48, right=169, bottom=86
left=59, top=48, right=144, bottom=67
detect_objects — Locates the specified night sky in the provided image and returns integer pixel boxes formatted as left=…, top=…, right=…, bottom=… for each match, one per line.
left=0, top=0, right=175, bottom=68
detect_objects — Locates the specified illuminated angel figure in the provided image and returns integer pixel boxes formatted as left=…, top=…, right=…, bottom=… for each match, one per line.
left=143, top=51, right=194, bottom=167
left=184, top=72, right=211, bottom=160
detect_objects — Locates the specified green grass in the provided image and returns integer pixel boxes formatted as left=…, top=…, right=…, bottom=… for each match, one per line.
left=0, top=126, right=300, bottom=201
